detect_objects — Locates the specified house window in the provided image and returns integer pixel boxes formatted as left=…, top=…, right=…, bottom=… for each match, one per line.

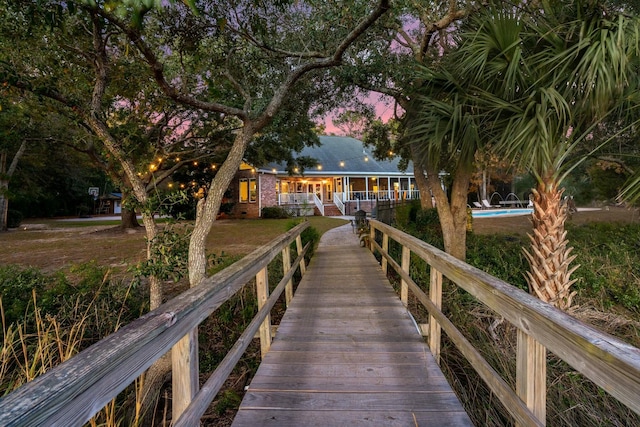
left=249, top=178, right=257, bottom=202
left=239, top=178, right=257, bottom=203
left=239, top=179, right=248, bottom=203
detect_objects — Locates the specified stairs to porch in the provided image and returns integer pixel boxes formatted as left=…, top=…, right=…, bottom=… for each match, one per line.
left=315, top=203, right=343, bottom=217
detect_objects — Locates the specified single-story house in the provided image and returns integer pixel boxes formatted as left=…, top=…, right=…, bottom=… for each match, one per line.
left=96, top=192, right=122, bottom=215
left=227, top=135, right=418, bottom=218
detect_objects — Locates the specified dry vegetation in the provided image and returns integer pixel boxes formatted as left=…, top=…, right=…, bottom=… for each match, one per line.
left=0, top=216, right=347, bottom=274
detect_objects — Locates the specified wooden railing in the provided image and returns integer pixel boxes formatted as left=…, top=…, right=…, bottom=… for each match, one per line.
left=368, top=219, right=640, bottom=427
left=312, top=193, right=324, bottom=216
left=333, top=192, right=345, bottom=215
left=0, top=222, right=310, bottom=426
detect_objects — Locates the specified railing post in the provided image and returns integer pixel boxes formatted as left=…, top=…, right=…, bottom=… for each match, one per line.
left=516, top=330, right=547, bottom=426
left=369, top=222, right=375, bottom=251
left=295, top=235, right=306, bottom=275
left=381, top=233, right=389, bottom=274
left=400, top=246, right=410, bottom=306
left=429, top=267, right=442, bottom=364
left=172, top=329, right=199, bottom=419
left=282, top=245, right=293, bottom=306
left=256, top=267, right=272, bottom=357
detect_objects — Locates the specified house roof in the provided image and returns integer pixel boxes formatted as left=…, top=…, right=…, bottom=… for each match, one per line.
left=262, top=135, right=413, bottom=177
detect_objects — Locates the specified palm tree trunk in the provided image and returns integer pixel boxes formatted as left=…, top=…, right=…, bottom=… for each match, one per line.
left=524, top=180, right=578, bottom=310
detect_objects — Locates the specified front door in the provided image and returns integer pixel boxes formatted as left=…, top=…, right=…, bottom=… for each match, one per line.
left=324, top=181, right=332, bottom=202
left=314, top=183, right=322, bottom=202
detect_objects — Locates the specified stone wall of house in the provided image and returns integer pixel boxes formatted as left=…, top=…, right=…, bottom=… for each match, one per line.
left=260, top=173, right=277, bottom=210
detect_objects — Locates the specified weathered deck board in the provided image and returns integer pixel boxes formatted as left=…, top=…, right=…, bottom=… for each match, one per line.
left=232, top=224, right=472, bottom=426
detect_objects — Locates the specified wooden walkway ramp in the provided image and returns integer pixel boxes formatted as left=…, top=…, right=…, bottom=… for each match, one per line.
left=232, top=223, right=473, bottom=426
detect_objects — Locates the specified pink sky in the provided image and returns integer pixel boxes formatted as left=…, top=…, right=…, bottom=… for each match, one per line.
left=322, top=93, right=398, bottom=135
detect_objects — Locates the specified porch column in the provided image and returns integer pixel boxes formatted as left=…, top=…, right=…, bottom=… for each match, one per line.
left=345, top=176, right=350, bottom=200
left=408, top=176, right=412, bottom=199
left=387, top=177, right=391, bottom=200
left=365, top=176, right=369, bottom=200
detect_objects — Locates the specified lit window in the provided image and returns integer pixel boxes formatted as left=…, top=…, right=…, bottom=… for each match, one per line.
left=249, top=178, right=257, bottom=202
left=239, top=179, right=248, bottom=203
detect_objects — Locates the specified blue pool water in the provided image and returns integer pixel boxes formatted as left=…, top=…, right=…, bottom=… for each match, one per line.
left=472, top=208, right=533, bottom=218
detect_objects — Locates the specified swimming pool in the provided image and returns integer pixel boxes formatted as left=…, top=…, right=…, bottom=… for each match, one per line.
left=472, top=208, right=533, bottom=218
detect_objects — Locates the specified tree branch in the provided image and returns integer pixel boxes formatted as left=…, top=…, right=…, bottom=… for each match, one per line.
left=6, top=140, right=27, bottom=177
left=97, top=8, right=247, bottom=119
left=257, top=0, right=391, bottom=129
left=418, top=3, right=469, bottom=61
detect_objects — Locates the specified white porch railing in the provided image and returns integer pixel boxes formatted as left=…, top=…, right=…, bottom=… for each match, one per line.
left=333, top=193, right=345, bottom=215
left=278, top=193, right=313, bottom=205
left=344, top=190, right=420, bottom=202
left=312, top=193, right=324, bottom=216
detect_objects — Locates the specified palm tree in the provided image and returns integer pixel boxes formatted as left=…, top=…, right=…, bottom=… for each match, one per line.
left=409, top=1, right=640, bottom=309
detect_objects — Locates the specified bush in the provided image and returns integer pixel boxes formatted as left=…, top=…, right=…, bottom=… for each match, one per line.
left=262, top=206, right=291, bottom=219
left=0, top=263, right=146, bottom=332
left=6, top=209, right=23, bottom=228
left=394, top=199, right=421, bottom=228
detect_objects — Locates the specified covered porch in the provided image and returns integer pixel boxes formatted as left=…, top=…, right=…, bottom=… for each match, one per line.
left=277, top=175, right=419, bottom=216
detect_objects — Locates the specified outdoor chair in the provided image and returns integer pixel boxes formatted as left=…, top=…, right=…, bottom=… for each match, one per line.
left=482, top=199, right=498, bottom=209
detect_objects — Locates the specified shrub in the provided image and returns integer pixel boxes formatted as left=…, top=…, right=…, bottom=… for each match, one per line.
left=6, top=209, right=23, bottom=228
left=261, top=206, right=291, bottom=219
left=394, top=199, right=421, bottom=227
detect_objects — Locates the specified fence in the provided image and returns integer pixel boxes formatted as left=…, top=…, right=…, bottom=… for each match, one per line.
left=368, top=219, right=640, bottom=426
left=0, top=222, right=311, bottom=426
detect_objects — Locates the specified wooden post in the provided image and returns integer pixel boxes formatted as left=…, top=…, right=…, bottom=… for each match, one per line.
left=429, top=267, right=442, bottom=365
left=381, top=233, right=389, bottom=273
left=369, top=222, right=375, bottom=251
left=295, top=235, right=306, bottom=275
left=400, top=246, right=410, bottom=307
left=282, top=245, right=293, bottom=306
left=516, top=330, right=547, bottom=426
left=172, top=328, right=199, bottom=419
left=256, top=267, right=272, bottom=358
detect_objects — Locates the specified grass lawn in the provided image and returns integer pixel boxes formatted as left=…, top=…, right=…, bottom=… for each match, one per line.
left=0, top=216, right=348, bottom=273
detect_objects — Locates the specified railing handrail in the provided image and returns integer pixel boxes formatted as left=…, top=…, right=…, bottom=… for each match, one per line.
left=368, top=219, right=640, bottom=425
left=312, top=193, right=324, bottom=216
left=333, top=193, right=345, bottom=215
left=343, top=190, right=420, bottom=202
left=0, top=222, right=311, bottom=426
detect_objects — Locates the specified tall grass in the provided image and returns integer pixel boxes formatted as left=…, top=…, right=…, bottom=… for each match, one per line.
left=0, top=267, right=147, bottom=426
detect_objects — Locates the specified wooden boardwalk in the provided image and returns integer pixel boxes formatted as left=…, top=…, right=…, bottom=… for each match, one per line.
left=232, top=223, right=473, bottom=426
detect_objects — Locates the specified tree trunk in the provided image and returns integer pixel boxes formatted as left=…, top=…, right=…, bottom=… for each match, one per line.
left=426, top=163, right=471, bottom=261
left=120, top=207, right=141, bottom=229
left=0, top=142, right=27, bottom=231
left=189, top=128, right=253, bottom=287
left=411, top=152, right=434, bottom=209
left=524, top=179, right=578, bottom=310
left=0, top=181, right=8, bottom=232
